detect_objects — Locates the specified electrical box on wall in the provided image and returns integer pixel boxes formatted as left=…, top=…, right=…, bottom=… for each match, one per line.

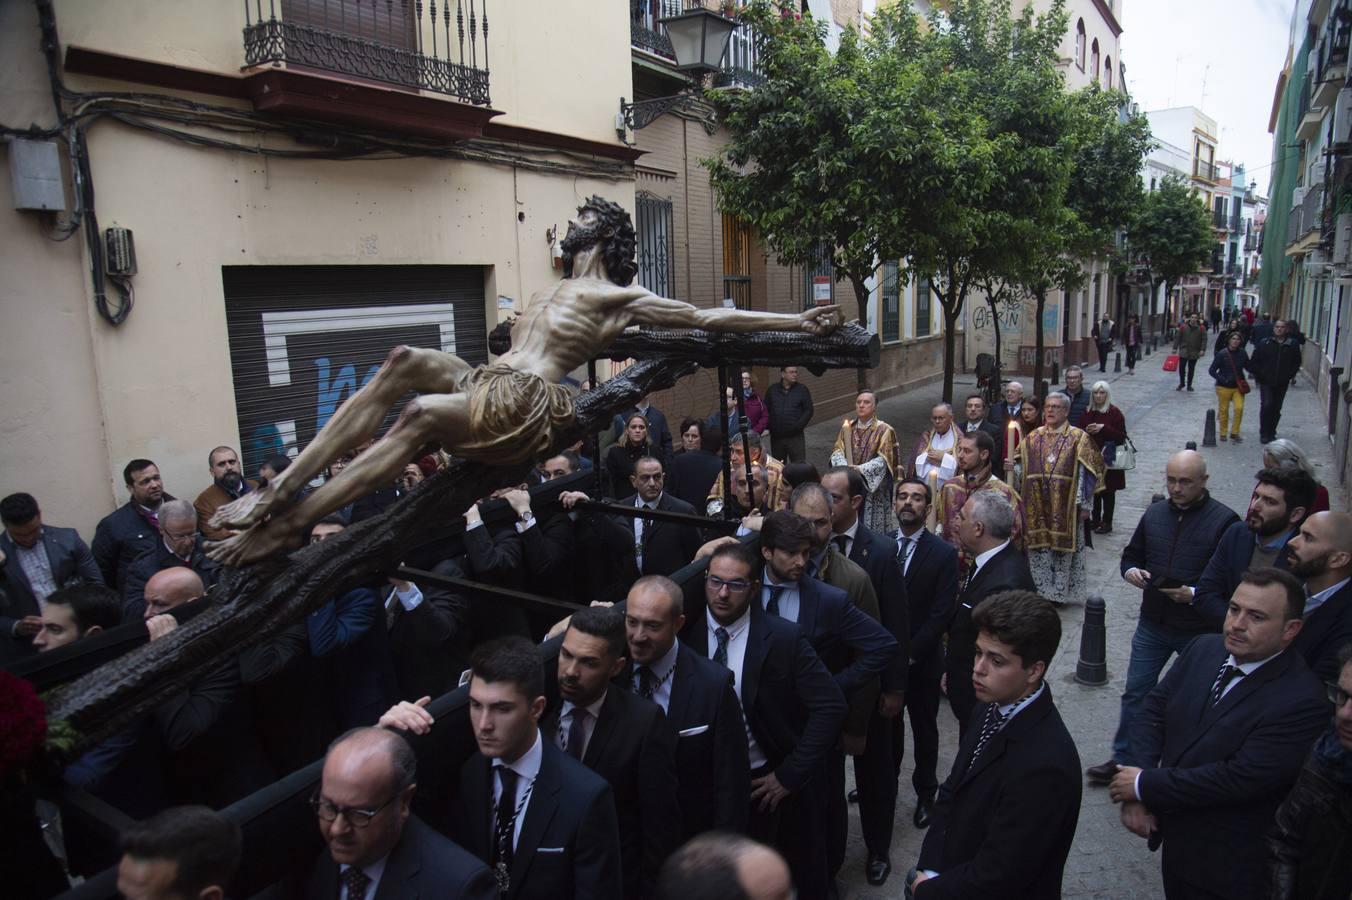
left=105, top=226, right=137, bottom=276
left=8, top=139, right=66, bottom=211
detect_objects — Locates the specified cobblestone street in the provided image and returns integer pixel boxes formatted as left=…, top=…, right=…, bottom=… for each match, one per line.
left=822, top=346, right=1347, bottom=898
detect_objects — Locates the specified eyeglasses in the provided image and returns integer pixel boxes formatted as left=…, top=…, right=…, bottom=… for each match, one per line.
left=1327, top=682, right=1352, bottom=708
left=706, top=574, right=752, bottom=593
left=310, top=791, right=399, bottom=827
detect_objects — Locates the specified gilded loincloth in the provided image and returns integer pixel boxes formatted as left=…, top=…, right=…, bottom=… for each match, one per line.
left=452, top=364, right=575, bottom=465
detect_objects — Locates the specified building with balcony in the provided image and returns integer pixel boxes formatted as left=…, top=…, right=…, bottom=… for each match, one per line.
left=0, top=0, right=644, bottom=534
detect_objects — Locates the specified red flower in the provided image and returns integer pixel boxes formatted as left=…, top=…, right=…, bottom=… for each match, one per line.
left=0, top=671, right=47, bottom=779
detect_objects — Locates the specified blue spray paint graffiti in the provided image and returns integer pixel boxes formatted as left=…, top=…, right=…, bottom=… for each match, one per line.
left=314, top=357, right=381, bottom=430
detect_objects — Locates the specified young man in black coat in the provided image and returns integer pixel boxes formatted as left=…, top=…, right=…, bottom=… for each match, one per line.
left=909, top=590, right=1081, bottom=899
left=1248, top=318, right=1305, bottom=443
left=764, top=366, right=814, bottom=463
left=1111, top=569, right=1328, bottom=900
left=92, top=459, right=171, bottom=591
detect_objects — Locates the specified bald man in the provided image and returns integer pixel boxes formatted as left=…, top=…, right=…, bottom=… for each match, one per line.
left=656, top=833, right=793, bottom=900
left=306, top=727, right=494, bottom=900
left=1087, top=451, right=1240, bottom=785
left=1285, top=511, right=1352, bottom=681
left=142, top=567, right=206, bottom=642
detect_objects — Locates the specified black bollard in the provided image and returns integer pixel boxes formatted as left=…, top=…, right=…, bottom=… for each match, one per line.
left=1144, top=342, right=1151, bottom=358
left=1075, top=595, right=1109, bottom=686
left=1185, top=440, right=1197, bottom=451
left=1040, top=379, right=1050, bottom=399
left=1051, top=361, right=1060, bottom=385
left=1202, top=409, right=1217, bottom=447
left=1114, top=352, right=1122, bottom=373
left=1151, top=492, right=1165, bottom=504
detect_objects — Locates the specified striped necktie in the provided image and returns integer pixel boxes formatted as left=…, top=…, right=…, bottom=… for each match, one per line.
left=970, top=704, right=1006, bottom=764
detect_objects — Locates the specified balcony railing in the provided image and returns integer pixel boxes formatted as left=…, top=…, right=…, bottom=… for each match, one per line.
left=1231, top=211, right=1242, bottom=231
left=1194, top=159, right=1220, bottom=182
left=1213, top=208, right=1229, bottom=229
left=1298, top=73, right=1312, bottom=121
left=631, top=0, right=682, bottom=61
left=1289, top=184, right=1326, bottom=246
left=242, top=0, right=491, bottom=106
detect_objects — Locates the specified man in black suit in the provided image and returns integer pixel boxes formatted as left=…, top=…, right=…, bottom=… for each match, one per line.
left=380, top=636, right=622, bottom=900
left=385, top=559, right=474, bottom=701
left=892, top=477, right=959, bottom=829
left=622, top=575, right=750, bottom=837
left=92, top=458, right=171, bottom=590
left=550, top=605, right=681, bottom=898
left=908, top=591, right=1082, bottom=899
left=1111, top=569, right=1329, bottom=900
left=117, top=806, right=241, bottom=900
left=669, top=421, right=725, bottom=511
left=821, top=466, right=911, bottom=884
left=1285, top=511, right=1352, bottom=680
left=121, top=499, right=221, bottom=622
left=306, top=727, right=495, bottom=900
left=1, top=492, right=104, bottom=658
left=960, top=394, right=1002, bottom=444
left=681, top=541, right=847, bottom=898
left=947, top=491, right=1037, bottom=740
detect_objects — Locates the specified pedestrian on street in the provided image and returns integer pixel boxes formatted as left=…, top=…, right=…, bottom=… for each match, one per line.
left=1209, top=330, right=1251, bottom=443
left=1209, top=304, right=1222, bottom=333
left=764, top=366, right=814, bottom=464
left=1079, top=381, right=1128, bottom=534
left=1092, top=313, right=1116, bottom=374
left=1123, top=314, right=1142, bottom=375
left=1249, top=319, right=1303, bottom=444
left=1173, top=314, right=1207, bottom=391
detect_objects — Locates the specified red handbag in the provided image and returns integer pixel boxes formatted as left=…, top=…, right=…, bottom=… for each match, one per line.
left=1163, top=354, right=1180, bottom=372
left=1227, top=350, right=1251, bottom=394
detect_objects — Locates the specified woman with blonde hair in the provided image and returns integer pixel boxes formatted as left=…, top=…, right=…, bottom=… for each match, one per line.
left=1079, top=381, right=1128, bottom=533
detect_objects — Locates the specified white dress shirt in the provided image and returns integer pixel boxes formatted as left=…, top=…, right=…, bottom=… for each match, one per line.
left=706, top=606, right=766, bottom=770
left=633, top=639, right=680, bottom=713
left=760, top=574, right=801, bottom=623
left=492, top=729, right=543, bottom=850
left=557, top=693, right=607, bottom=760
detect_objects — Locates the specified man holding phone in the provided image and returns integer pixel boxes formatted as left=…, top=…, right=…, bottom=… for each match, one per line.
left=1086, top=451, right=1239, bottom=786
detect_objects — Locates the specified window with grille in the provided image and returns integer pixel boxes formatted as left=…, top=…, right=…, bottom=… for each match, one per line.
left=916, top=277, right=933, bottom=337
left=881, top=261, right=901, bottom=343
left=802, top=241, right=834, bottom=310
left=722, top=214, right=753, bottom=310
left=636, top=192, right=675, bottom=298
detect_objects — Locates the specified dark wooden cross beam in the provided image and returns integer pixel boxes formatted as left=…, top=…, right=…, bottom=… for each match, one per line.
left=43, top=325, right=877, bottom=753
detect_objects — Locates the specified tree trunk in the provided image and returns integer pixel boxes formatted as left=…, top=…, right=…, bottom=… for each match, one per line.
left=987, top=292, right=1003, bottom=373
left=1033, top=289, right=1048, bottom=396
left=939, top=265, right=963, bottom=403
left=850, top=272, right=871, bottom=392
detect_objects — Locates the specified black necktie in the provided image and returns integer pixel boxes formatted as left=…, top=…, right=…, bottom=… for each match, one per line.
left=714, top=627, right=730, bottom=668
left=765, top=584, right=785, bottom=617
left=342, top=866, right=371, bottom=900
left=492, top=766, right=518, bottom=869
left=971, top=704, right=1006, bottom=764
left=901, top=536, right=917, bottom=572
left=834, top=534, right=849, bottom=555
left=1211, top=663, right=1245, bottom=705
left=637, top=666, right=657, bottom=701
left=565, top=708, right=590, bottom=760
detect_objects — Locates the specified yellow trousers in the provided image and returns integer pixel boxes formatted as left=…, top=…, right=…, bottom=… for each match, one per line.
left=1216, top=386, right=1245, bottom=436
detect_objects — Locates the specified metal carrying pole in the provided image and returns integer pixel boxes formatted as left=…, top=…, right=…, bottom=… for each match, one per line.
left=718, top=365, right=734, bottom=519
left=731, top=365, right=756, bottom=511
left=588, top=359, right=602, bottom=496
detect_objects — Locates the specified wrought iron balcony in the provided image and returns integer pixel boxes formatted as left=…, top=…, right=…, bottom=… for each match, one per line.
left=242, top=0, right=491, bottom=106
left=712, top=65, right=766, bottom=89
left=1194, top=159, right=1220, bottom=182
left=631, top=0, right=682, bottom=61
left=1213, top=208, right=1229, bottom=229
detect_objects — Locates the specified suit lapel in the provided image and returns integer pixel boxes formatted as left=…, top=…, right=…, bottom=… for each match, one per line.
left=1175, top=648, right=1288, bottom=761
left=741, top=615, right=770, bottom=712
left=667, top=645, right=697, bottom=724
left=796, top=578, right=820, bottom=640
left=958, top=688, right=1052, bottom=788
left=372, top=823, right=419, bottom=900
left=509, top=748, right=562, bottom=899
left=582, top=690, right=621, bottom=767
left=1, top=535, right=34, bottom=597
left=461, top=756, right=494, bottom=861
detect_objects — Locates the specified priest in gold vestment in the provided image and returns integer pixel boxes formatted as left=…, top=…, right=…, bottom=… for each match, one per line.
left=830, top=391, right=901, bottom=534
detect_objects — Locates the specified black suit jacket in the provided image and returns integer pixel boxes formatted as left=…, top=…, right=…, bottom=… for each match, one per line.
left=596, top=492, right=703, bottom=581
left=546, top=686, right=681, bottom=899
left=948, top=542, right=1036, bottom=664
left=898, top=529, right=960, bottom=679
left=120, top=536, right=221, bottom=622
left=389, top=559, right=474, bottom=700
left=962, top=419, right=1003, bottom=445
left=92, top=502, right=162, bottom=590
left=639, top=642, right=751, bottom=838
left=682, top=609, right=846, bottom=793
left=1, top=526, right=104, bottom=646
left=306, top=814, right=496, bottom=900
left=848, top=522, right=911, bottom=692
left=1125, top=635, right=1328, bottom=900
left=668, top=449, right=724, bottom=511
left=454, top=739, right=623, bottom=900
left=786, top=575, right=898, bottom=703
left=917, top=685, right=1081, bottom=899
left=1291, top=579, right=1352, bottom=682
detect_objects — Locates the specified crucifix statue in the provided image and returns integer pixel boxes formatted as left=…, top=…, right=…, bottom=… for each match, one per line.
left=208, top=195, right=839, bottom=565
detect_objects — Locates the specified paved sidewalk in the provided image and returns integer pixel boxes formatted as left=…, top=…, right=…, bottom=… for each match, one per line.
left=827, top=344, right=1346, bottom=898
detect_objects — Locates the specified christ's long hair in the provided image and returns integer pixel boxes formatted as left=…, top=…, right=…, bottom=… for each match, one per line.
left=561, top=195, right=638, bottom=287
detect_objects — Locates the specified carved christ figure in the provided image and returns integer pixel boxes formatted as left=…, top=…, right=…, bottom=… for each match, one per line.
left=208, top=196, right=839, bottom=565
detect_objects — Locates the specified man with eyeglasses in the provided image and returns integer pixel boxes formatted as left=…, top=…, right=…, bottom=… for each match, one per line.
left=572, top=456, right=702, bottom=582
left=306, top=727, right=495, bottom=900
left=680, top=541, right=846, bottom=899
left=121, top=499, right=220, bottom=622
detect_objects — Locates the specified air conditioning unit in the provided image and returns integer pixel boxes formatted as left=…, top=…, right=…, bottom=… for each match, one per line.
left=1310, top=247, right=1331, bottom=265
left=1310, top=158, right=1328, bottom=184
left=1293, top=186, right=1307, bottom=207
left=1335, top=87, right=1352, bottom=145
left=1334, top=212, right=1352, bottom=265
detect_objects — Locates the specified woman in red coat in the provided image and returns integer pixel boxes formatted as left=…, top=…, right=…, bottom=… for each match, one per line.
left=1080, top=380, right=1128, bottom=534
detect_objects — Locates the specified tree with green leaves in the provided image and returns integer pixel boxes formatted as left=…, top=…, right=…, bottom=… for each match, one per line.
left=1128, top=174, right=1215, bottom=332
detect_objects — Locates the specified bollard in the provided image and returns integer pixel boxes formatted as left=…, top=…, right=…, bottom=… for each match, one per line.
left=1075, top=595, right=1109, bottom=686
left=1185, top=440, right=1197, bottom=451
left=1114, top=352, right=1122, bottom=373
left=1051, top=361, right=1060, bottom=385
left=1040, top=379, right=1050, bottom=399
left=1151, top=492, right=1165, bottom=504
left=1144, top=342, right=1151, bottom=358
left=1202, top=409, right=1217, bottom=447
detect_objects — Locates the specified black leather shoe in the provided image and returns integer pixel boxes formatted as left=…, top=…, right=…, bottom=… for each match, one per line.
left=866, top=855, right=892, bottom=886
left=847, top=787, right=859, bottom=804
left=913, top=799, right=932, bottom=829
left=1086, top=760, right=1118, bottom=784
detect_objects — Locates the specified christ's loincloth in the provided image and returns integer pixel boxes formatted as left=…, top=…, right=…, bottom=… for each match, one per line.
left=451, top=364, right=575, bottom=465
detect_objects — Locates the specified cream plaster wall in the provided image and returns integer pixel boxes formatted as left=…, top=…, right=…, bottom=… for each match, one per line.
left=2, top=0, right=635, bottom=537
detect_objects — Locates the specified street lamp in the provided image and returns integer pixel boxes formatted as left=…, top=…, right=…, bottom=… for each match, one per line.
left=618, top=3, right=738, bottom=140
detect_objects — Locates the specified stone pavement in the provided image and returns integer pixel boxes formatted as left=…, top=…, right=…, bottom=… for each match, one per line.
left=812, top=343, right=1347, bottom=898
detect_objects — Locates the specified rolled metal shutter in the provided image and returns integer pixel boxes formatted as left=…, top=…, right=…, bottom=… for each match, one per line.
left=222, top=265, right=487, bottom=477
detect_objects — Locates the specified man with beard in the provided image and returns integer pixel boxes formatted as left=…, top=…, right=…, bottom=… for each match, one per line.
left=208, top=196, right=838, bottom=565
left=933, top=431, right=1025, bottom=574
left=194, top=447, right=257, bottom=541
left=1284, top=511, right=1352, bottom=681
left=1192, top=467, right=1316, bottom=628
left=93, top=459, right=172, bottom=590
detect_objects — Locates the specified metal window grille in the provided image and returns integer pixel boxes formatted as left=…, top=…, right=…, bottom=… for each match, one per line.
left=802, top=241, right=834, bottom=311
left=881, top=261, right=901, bottom=342
left=722, top=213, right=753, bottom=310
left=636, top=193, right=676, bottom=298
left=630, top=0, right=682, bottom=60
left=916, top=277, right=932, bottom=337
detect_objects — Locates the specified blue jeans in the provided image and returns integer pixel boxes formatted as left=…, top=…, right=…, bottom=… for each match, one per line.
left=1111, top=618, right=1199, bottom=759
